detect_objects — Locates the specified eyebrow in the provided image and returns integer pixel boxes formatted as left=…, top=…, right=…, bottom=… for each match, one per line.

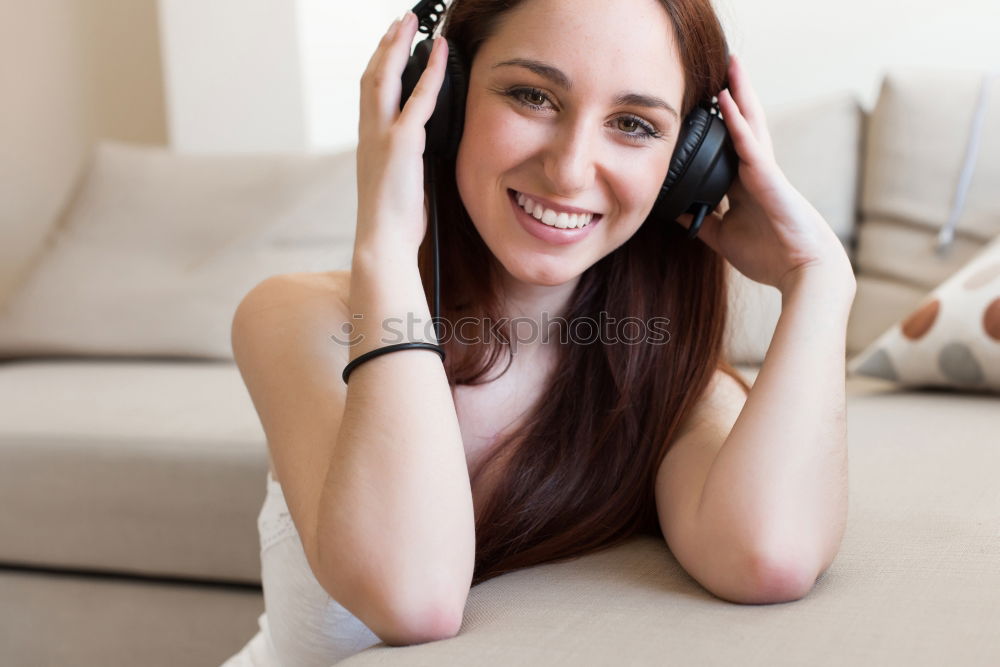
left=492, top=58, right=680, bottom=121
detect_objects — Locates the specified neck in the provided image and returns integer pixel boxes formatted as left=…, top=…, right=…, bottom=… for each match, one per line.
left=497, top=267, right=581, bottom=355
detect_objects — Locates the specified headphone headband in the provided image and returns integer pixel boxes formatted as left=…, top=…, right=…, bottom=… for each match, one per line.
left=411, top=0, right=447, bottom=36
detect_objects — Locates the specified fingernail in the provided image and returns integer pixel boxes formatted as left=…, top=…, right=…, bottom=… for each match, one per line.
left=387, top=16, right=401, bottom=35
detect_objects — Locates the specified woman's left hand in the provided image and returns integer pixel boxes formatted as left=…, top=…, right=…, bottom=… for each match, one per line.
left=676, top=54, right=854, bottom=296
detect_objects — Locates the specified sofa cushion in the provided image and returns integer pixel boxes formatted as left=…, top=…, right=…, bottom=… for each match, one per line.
left=337, top=372, right=1000, bottom=666
left=849, top=68, right=1000, bottom=355
left=0, top=359, right=268, bottom=582
left=724, top=91, right=863, bottom=364
left=0, top=141, right=358, bottom=361
left=0, top=568, right=263, bottom=667
left=849, top=234, right=1000, bottom=392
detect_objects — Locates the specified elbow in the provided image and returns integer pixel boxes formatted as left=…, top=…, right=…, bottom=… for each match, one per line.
left=741, top=544, right=819, bottom=604
left=314, top=534, right=471, bottom=646
left=708, top=543, right=818, bottom=605
left=350, top=568, right=468, bottom=646
left=375, top=592, right=465, bottom=646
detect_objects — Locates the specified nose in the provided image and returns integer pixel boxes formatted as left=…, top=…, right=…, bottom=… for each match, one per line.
left=542, top=117, right=597, bottom=197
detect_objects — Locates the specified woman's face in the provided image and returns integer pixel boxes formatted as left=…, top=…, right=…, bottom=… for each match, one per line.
left=456, top=0, right=685, bottom=288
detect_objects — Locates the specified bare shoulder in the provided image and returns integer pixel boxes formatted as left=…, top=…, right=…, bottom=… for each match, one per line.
left=231, top=269, right=353, bottom=479
left=235, top=269, right=351, bottom=316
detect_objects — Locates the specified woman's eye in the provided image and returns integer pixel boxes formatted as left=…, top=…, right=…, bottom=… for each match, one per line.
left=614, top=115, right=662, bottom=143
left=507, top=87, right=552, bottom=110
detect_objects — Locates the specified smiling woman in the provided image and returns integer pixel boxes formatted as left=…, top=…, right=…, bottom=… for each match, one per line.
left=425, top=0, right=748, bottom=587
left=224, top=0, right=808, bottom=663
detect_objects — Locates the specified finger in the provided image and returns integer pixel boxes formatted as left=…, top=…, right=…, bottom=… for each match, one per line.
left=716, top=195, right=731, bottom=216
left=727, top=55, right=768, bottom=141
left=369, top=11, right=424, bottom=126
left=397, top=37, right=449, bottom=130
left=718, top=88, right=767, bottom=169
left=359, top=15, right=404, bottom=132
left=361, top=14, right=403, bottom=94
left=360, top=12, right=419, bottom=130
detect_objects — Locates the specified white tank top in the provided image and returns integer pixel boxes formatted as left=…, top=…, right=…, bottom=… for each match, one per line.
left=219, top=472, right=382, bottom=666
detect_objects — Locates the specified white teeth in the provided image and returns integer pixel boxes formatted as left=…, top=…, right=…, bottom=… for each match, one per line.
left=514, top=191, right=594, bottom=229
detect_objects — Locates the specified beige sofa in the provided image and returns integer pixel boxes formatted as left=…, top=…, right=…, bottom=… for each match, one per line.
left=2, top=68, right=998, bottom=666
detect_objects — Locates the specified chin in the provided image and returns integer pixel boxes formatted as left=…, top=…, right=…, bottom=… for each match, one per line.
left=500, top=255, right=582, bottom=288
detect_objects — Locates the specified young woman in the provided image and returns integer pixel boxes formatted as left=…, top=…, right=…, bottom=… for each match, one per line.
left=223, top=0, right=856, bottom=664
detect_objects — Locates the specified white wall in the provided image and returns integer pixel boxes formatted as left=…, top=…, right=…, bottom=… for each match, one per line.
left=158, top=0, right=309, bottom=152
left=296, top=0, right=401, bottom=150
left=717, top=0, right=1000, bottom=112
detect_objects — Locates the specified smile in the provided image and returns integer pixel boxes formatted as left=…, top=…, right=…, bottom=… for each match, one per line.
left=509, top=189, right=599, bottom=229
left=507, top=189, right=602, bottom=246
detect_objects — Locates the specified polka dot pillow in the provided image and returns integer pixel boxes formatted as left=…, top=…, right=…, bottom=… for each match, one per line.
left=848, top=234, right=1000, bottom=393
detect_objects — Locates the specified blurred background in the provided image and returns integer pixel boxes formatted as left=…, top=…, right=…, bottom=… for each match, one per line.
left=1, top=0, right=998, bottom=296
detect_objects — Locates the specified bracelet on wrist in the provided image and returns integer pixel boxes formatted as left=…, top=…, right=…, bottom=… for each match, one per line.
left=342, top=342, right=446, bottom=384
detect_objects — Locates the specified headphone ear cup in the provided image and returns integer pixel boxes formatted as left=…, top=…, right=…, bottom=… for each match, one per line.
left=649, top=103, right=738, bottom=238
left=400, top=37, right=468, bottom=159
left=663, top=106, right=713, bottom=194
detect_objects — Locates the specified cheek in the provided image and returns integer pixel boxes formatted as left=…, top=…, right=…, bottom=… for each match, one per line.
left=459, top=102, right=530, bottom=177
left=612, top=161, right=668, bottom=225
left=456, top=101, right=532, bottom=219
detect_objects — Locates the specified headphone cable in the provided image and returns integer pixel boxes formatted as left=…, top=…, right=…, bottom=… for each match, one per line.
left=426, top=158, right=442, bottom=343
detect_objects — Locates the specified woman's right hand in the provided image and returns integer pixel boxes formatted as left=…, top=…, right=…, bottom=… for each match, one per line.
left=355, top=11, right=449, bottom=260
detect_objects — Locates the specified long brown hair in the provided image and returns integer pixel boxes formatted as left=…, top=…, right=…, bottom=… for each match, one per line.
left=417, top=0, right=750, bottom=587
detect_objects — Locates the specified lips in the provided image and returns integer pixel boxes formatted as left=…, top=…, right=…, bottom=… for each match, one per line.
left=507, top=188, right=602, bottom=246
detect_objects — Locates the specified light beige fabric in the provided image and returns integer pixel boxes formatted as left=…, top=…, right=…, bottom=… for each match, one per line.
left=723, top=263, right=783, bottom=365
left=0, top=141, right=358, bottom=361
left=849, top=234, right=1000, bottom=392
left=724, top=92, right=863, bottom=364
left=849, top=68, right=1000, bottom=354
left=861, top=69, right=1000, bottom=241
left=0, top=569, right=264, bottom=667
left=768, top=91, right=863, bottom=251
left=0, top=359, right=268, bottom=581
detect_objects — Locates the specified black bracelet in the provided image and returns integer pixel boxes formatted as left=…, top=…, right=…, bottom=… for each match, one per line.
left=341, top=342, right=446, bottom=384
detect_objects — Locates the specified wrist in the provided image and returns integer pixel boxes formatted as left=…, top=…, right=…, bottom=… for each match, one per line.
left=352, top=236, right=421, bottom=276
left=778, top=260, right=857, bottom=304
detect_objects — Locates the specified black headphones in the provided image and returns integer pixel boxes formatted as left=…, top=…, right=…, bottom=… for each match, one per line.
left=400, top=0, right=738, bottom=241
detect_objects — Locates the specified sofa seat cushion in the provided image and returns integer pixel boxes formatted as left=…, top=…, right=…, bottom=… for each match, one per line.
left=340, top=372, right=1000, bottom=666
left=0, top=568, right=264, bottom=667
left=0, top=359, right=268, bottom=583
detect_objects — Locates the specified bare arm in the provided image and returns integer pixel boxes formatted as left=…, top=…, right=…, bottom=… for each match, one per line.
left=231, top=266, right=473, bottom=646
left=313, top=11, right=472, bottom=644
left=315, top=246, right=475, bottom=640
left=694, top=266, right=856, bottom=596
